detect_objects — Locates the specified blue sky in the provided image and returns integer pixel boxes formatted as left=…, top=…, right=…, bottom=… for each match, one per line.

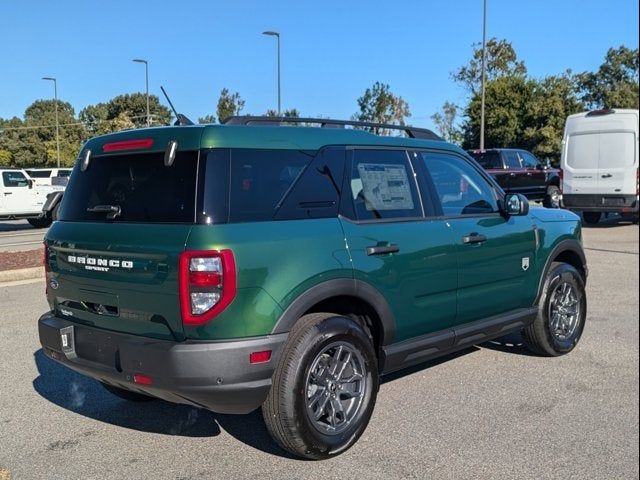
left=1, top=0, right=638, bottom=130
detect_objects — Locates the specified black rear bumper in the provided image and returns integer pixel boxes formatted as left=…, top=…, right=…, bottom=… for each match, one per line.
left=563, top=194, right=639, bottom=213
left=38, top=312, right=287, bottom=414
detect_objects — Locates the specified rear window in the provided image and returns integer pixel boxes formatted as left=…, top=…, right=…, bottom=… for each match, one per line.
left=59, top=151, right=198, bottom=223
left=468, top=151, right=503, bottom=169
left=26, top=170, right=52, bottom=178
left=57, top=170, right=72, bottom=177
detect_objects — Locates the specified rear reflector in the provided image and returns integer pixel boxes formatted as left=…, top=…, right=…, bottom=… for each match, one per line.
left=133, top=374, right=153, bottom=385
left=250, top=350, right=272, bottom=364
left=103, top=138, right=154, bottom=152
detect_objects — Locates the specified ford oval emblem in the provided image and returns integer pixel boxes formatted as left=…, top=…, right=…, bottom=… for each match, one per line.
left=49, top=278, right=59, bottom=290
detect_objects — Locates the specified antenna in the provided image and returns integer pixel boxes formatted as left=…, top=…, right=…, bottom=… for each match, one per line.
left=160, top=86, right=194, bottom=126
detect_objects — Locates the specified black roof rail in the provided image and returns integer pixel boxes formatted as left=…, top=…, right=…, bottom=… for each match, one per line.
left=222, top=116, right=443, bottom=141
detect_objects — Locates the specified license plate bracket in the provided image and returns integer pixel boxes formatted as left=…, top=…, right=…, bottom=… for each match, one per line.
left=60, top=325, right=77, bottom=359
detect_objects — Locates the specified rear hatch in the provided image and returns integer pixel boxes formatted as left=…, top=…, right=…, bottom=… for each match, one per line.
left=45, top=129, right=202, bottom=340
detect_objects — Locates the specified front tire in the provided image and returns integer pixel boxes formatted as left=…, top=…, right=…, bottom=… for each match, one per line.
left=262, top=313, right=378, bottom=460
left=523, top=262, right=587, bottom=356
left=543, top=185, right=561, bottom=208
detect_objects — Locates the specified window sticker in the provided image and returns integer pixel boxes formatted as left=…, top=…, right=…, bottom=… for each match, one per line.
left=356, top=163, right=414, bottom=211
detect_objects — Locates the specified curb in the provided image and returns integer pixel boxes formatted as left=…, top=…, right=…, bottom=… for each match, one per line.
left=0, top=266, right=44, bottom=284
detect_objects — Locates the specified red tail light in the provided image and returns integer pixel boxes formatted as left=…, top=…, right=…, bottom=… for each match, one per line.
left=636, top=169, right=639, bottom=197
left=43, top=242, right=50, bottom=273
left=559, top=168, right=564, bottom=192
left=179, top=250, right=236, bottom=326
left=103, top=138, right=154, bottom=152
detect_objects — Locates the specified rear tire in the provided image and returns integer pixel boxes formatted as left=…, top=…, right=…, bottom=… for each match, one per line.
left=27, top=217, right=51, bottom=228
left=543, top=185, right=561, bottom=208
left=101, top=383, right=156, bottom=402
left=262, top=313, right=378, bottom=460
left=523, top=262, right=587, bottom=356
left=582, top=211, right=601, bottom=225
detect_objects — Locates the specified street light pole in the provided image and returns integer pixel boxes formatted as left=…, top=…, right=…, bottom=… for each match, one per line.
left=262, top=31, right=281, bottom=115
left=480, top=0, right=487, bottom=150
left=133, top=59, right=150, bottom=127
left=42, top=77, right=60, bottom=168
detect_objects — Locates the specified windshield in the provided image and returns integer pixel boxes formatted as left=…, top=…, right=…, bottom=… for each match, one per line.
left=59, top=151, right=198, bottom=223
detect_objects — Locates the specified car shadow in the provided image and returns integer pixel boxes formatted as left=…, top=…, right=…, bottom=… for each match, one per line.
left=381, top=347, right=479, bottom=384
left=479, top=331, right=538, bottom=357
left=32, top=349, right=296, bottom=458
left=581, top=213, right=639, bottom=228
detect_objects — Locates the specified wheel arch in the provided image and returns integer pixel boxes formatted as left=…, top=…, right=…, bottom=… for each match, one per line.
left=271, top=279, right=397, bottom=350
left=535, top=239, right=587, bottom=305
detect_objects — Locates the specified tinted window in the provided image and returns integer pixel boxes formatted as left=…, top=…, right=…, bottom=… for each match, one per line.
left=3, top=171, right=29, bottom=187
left=228, top=149, right=314, bottom=222
left=519, top=151, right=539, bottom=169
left=59, top=152, right=198, bottom=223
left=350, top=150, right=422, bottom=220
left=503, top=151, right=522, bottom=169
left=57, top=170, right=72, bottom=177
left=26, top=170, right=52, bottom=178
left=422, top=153, right=498, bottom=216
left=468, top=150, right=502, bottom=169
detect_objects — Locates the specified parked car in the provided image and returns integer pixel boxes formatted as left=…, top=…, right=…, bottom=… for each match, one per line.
left=0, top=168, right=63, bottom=227
left=39, top=117, right=587, bottom=459
left=24, top=167, right=72, bottom=186
left=468, top=148, right=561, bottom=208
left=560, top=108, right=639, bottom=224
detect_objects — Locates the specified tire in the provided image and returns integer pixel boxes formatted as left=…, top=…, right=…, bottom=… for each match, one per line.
left=262, top=313, right=379, bottom=460
left=27, top=217, right=51, bottom=228
left=582, top=211, right=601, bottom=225
left=101, top=383, right=156, bottom=402
left=523, top=262, right=587, bottom=356
left=51, top=203, right=60, bottom=222
left=543, top=185, right=561, bottom=208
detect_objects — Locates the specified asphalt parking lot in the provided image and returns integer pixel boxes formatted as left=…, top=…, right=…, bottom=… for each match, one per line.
left=0, top=219, right=638, bottom=480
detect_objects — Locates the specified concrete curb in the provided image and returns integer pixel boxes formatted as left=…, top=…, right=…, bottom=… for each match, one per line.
left=0, top=266, right=44, bottom=284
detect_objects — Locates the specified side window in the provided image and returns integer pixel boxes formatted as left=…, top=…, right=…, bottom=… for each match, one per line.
left=503, top=151, right=522, bottom=169
left=350, top=149, right=422, bottom=220
left=228, top=149, right=314, bottom=222
left=469, top=151, right=503, bottom=169
left=519, top=151, right=539, bottom=169
left=2, top=171, right=29, bottom=187
left=422, top=153, right=498, bottom=216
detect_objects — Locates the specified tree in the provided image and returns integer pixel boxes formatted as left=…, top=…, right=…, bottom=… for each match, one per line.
left=198, top=115, right=216, bottom=125
left=575, top=46, right=639, bottom=109
left=105, top=93, right=171, bottom=128
left=265, top=108, right=300, bottom=117
left=430, top=101, right=462, bottom=143
left=79, top=103, right=109, bottom=134
left=216, top=88, right=245, bottom=123
left=353, top=82, right=411, bottom=133
left=453, top=38, right=527, bottom=94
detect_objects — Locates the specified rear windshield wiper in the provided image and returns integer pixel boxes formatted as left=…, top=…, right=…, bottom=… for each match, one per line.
left=86, top=204, right=122, bottom=220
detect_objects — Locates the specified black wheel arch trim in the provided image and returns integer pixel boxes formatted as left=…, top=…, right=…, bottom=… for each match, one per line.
left=271, top=278, right=397, bottom=346
left=535, top=239, right=587, bottom=305
left=42, top=191, right=64, bottom=214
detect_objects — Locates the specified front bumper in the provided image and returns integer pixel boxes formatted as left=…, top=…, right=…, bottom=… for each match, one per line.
left=38, top=312, right=287, bottom=414
left=563, top=194, right=639, bottom=213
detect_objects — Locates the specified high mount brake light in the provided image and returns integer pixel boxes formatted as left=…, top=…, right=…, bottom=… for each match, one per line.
left=102, top=138, right=154, bottom=152
left=179, top=250, right=236, bottom=326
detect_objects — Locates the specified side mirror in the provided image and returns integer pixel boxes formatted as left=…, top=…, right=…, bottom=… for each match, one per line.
left=28, top=179, right=34, bottom=189
left=504, top=193, right=529, bottom=216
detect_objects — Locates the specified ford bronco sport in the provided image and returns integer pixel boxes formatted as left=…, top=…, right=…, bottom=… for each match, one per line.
left=39, top=117, right=587, bottom=459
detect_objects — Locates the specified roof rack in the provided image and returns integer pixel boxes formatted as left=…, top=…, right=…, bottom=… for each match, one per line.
left=222, top=116, right=442, bottom=141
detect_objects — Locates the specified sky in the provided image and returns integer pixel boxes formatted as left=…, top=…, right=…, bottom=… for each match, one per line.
left=1, top=0, right=638, bottom=130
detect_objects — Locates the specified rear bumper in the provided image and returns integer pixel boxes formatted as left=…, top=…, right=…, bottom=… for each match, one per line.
left=38, top=312, right=287, bottom=414
left=562, top=194, right=639, bottom=213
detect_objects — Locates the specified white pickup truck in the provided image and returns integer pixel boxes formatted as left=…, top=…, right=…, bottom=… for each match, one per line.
left=0, top=168, right=64, bottom=228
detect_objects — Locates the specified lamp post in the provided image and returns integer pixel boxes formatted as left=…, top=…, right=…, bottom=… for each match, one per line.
left=133, top=59, right=150, bottom=127
left=480, top=0, right=487, bottom=150
left=262, top=31, right=281, bottom=115
left=42, top=77, right=60, bottom=168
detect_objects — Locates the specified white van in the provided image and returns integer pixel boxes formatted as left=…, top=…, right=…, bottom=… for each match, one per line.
left=561, top=109, right=639, bottom=224
left=24, top=167, right=72, bottom=186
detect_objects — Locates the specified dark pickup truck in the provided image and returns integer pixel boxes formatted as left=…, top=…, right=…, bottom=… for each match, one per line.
left=468, top=148, right=561, bottom=208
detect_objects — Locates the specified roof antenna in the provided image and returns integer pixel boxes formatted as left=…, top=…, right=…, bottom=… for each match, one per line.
left=160, top=86, right=194, bottom=126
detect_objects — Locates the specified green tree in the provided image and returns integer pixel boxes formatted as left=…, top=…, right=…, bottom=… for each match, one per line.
left=453, top=38, right=527, bottom=94
left=197, top=114, right=216, bottom=125
left=430, top=101, right=462, bottom=143
left=105, top=93, right=171, bottom=128
left=78, top=102, right=109, bottom=134
left=353, top=82, right=411, bottom=133
left=575, top=46, right=639, bottom=109
left=216, top=88, right=245, bottom=123
left=265, top=108, right=300, bottom=117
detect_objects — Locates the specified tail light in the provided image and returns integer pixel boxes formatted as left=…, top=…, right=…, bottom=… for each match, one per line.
left=636, top=168, right=639, bottom=198
left=559, top=168, right=564, bottom=192
left=43, top=242, right=50, bottom=273
left=179, top=250, right=236, bottom=326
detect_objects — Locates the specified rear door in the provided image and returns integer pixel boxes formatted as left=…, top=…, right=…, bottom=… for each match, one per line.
left=45, top=149, right=200, bottom=340
left=339, top=148, right=458, bottom=342
left=518, top=151, right=546, bottom=198
left=1, top=170, right=40, bottom=214
left=597, top=130, right=637, bottom=195
left=420, top=151, right=537, bottom=325
left=503, top=150, right=526, bottom=193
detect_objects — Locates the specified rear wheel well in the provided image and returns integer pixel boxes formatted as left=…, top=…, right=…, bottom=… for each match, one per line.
left=552, top=249, right=586, bottom=280
left=304, top=295, right=383, bottom=367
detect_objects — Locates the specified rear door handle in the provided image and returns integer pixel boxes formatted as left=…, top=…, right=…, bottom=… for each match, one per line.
left=3, top=192, right=12, bottom=195
left=366, top=244, right=400, bottom=256
left=462, top=233, right=487, bottom=245
left=601, top=174, right=612, bottom=178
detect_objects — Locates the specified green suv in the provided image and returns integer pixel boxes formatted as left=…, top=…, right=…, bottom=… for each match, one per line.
left=38, top=117, right=588, bottom=459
